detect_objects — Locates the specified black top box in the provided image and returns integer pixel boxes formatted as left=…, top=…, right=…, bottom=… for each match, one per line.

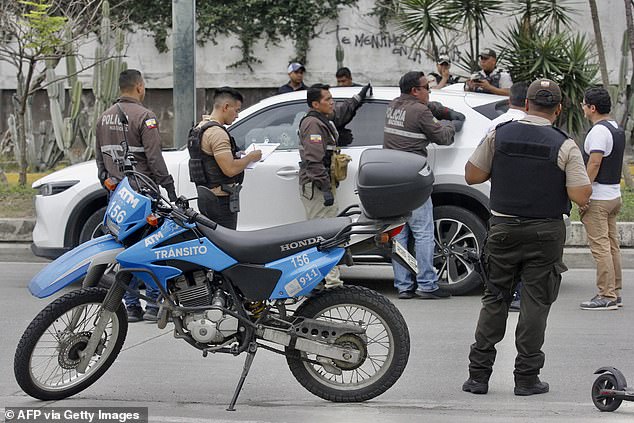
left=356, top=149, right=434, bottom=219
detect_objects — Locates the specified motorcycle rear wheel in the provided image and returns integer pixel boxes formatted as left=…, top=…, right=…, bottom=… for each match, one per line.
left=14, top=288, right=127, bottom=400
left=286, top=285, right=410, bottom=402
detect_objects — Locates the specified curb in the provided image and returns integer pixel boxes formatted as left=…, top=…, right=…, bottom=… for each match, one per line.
left=0, top=218, right=35, bottom=242
left=0, top=219, right=630, bottom=246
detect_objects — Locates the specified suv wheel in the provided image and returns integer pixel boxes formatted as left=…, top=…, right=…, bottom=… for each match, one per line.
left=78, top=206, right=107, bottom=244
left=433, top=205, right=486, bottom=295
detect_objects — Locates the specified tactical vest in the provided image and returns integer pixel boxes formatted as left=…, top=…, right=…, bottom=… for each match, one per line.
left=299, top=110, right=338, bottom=170
left=473, top=69, right=503, bottom=93
left=582, top=120, right=625, bottom=184
left=490, top=121, right=569, bottom=218
left=187, top=121, right=244, bottom=188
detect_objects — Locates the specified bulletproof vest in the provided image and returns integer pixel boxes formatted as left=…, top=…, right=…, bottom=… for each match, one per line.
left=187, top=121, right=244, bottom=187
left=582, top=120, right=625, bottom=184
left=473, top=69, right=502, bottom=93
left=429, top=72, right=460, bottom=85
left=300, top=110, right=338, bottom=169
left=490, top=121, right=570, bottom=218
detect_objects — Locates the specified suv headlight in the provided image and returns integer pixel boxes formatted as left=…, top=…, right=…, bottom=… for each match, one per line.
left=37, top=180, right=80, bottom=196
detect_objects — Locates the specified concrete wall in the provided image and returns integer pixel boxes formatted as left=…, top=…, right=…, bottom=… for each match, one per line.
left=0, top=0, right=628, bottom=90
left=0, top=0, right=629, bottom=148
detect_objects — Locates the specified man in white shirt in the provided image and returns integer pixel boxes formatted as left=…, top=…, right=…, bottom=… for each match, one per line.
left=487, top=81, right=528, bottom=131
left=485, top=81, right=528, bottom=312
left=579, top=87, right=625, bottom=310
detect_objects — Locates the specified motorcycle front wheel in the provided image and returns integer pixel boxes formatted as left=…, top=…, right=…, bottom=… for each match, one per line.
left=286, top=285, right=410, bottom=402
left=14, top=288, right=127, bottom=400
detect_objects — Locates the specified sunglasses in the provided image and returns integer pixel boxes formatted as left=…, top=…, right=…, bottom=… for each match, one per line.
left=479, top=55, right=491, bottom=60
left=415, top=84, right=430, bottom=91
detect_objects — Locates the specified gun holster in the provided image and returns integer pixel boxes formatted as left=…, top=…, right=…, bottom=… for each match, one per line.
left=221, top=184, right=242, bottom=213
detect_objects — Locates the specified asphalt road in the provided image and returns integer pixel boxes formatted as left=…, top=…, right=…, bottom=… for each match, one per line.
left=0, top=257, right=633, bottom=422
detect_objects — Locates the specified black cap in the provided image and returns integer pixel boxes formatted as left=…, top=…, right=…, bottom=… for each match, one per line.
left=527, top=79, right=562, bottom=106
left=479, top=48, right=496, bottom=59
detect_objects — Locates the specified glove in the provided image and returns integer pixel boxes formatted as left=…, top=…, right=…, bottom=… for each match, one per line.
left=451, top=119, right=464, bottom=132
left=322, top=189, right=334, bottom=207
left=448, top=109, right=466, bottom=121
left=165, top=184, right=178, bottom=202
left=358, top=83, right=372, bottom=100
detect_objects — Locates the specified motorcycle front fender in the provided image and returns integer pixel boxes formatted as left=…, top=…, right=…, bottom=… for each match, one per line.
left=29, top=235, right=124, bottom=298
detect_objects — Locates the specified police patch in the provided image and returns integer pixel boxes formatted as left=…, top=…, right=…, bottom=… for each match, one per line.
left=309, top=134, right=322, bottom=143
left=144, top=118, right=158, bottom=129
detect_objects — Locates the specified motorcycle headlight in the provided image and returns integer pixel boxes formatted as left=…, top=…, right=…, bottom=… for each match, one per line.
left=37, top=180, right=80, bottom=196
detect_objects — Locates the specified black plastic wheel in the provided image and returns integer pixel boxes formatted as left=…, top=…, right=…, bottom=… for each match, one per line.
left=14, top=288, right=127, bottom=400
left=286, top=285, right=410, bottom=402
left=78, top=206, right=107, bottom=244
left=592, top=373, right=623, bottom=412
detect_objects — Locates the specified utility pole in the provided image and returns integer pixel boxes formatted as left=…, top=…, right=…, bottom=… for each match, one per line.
left=172, top=0, right=196, bottom=148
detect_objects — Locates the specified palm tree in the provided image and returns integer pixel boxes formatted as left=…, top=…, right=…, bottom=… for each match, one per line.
left=588, top=0, right=609, bottom=87
left=397, top=0, right=446, bottom=60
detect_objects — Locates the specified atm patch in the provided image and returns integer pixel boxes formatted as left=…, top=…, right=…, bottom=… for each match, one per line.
left=144, top=118, right=158, bottom=129
left=309, top=134, right=322, bottom=143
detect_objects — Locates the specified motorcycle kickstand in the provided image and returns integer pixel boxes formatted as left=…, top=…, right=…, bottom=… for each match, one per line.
left=226, top=342, right=258, bottom=411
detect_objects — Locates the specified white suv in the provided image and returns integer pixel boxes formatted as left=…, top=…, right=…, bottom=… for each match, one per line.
left=31, top=85, right=508, bottom=294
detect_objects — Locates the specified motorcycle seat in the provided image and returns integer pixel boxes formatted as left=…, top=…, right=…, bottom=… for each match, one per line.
left=196, top=216, right=352, bottom=264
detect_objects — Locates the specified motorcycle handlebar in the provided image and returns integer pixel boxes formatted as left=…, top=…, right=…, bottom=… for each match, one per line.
left=183, top=208, right=218, bottom=230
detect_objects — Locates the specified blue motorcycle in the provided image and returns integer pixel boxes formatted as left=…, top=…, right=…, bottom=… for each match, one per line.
left=14, top=121, right=433, bottom=410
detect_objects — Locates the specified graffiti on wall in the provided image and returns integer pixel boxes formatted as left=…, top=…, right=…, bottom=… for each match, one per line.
left=340, top=31, right=426, bottom=63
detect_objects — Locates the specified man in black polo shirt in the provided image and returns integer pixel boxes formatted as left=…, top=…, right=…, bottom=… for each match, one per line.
left=461, top=79, right=591, bottom=396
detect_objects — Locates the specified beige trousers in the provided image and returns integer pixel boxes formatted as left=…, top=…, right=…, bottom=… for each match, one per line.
left=580, top=197, right=623, bottom=300
left=300, top=182, right=343, bottom=288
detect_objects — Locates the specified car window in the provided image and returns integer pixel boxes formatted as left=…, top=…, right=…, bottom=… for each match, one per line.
left=343, top=101, right=388, bottom=146
left=472, top=99, right=509, bottom=120
left=229, top=99, right=389, bottom=151
left=229, top=102, right=308, bottom=150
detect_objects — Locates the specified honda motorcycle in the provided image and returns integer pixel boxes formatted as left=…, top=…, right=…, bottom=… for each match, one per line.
left=14, top=116, right=432, bottom=410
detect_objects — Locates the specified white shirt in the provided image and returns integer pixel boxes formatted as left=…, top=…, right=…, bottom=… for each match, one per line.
left=584, top=120, right=622, bottom=200
left=487, top=108, right=526, bottom=132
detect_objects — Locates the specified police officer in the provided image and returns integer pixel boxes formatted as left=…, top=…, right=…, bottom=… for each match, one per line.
left=427, top=56, right=461, bottom=89
left=462, top=79, right=591, bottom=396
left=96, top=69, right=177, bottom=201
left=299, top=83, right=368, bottom=288
left=383, top=71, right=461, bottom=300
left=96, top=68, right=176, bottom=322
left=190, top=87, right=261, bottom=229
left=464, top=49, right=512, bottom=96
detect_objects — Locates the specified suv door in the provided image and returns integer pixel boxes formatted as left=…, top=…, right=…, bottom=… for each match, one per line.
left=229, top=101, right=308, bottom=229
left=229, top=99, right=391, bottom=229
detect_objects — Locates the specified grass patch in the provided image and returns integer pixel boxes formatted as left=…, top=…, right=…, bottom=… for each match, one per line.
left=569, top=187, right=634, bottom=221
left=0, top=173, right=44, bottom=218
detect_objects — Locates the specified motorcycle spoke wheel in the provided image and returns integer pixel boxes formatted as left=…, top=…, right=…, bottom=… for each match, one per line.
left=286, top=286, right=409, bottom=402
left=15, top=288, right=127, bottom=400
left=302, top=304, right=392, bottom=388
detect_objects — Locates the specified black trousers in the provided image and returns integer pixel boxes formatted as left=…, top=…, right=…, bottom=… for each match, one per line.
left=198, top=194, right=237, bottom=230
left=468, top=218, right=567, bottom=385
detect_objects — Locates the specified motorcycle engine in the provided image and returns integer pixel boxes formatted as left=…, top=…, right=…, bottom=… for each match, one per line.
left=171, top=271, right=239, bottom=344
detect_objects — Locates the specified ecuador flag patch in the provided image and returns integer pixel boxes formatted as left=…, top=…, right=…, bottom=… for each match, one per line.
left=144, top=118, right=158, bottom=129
